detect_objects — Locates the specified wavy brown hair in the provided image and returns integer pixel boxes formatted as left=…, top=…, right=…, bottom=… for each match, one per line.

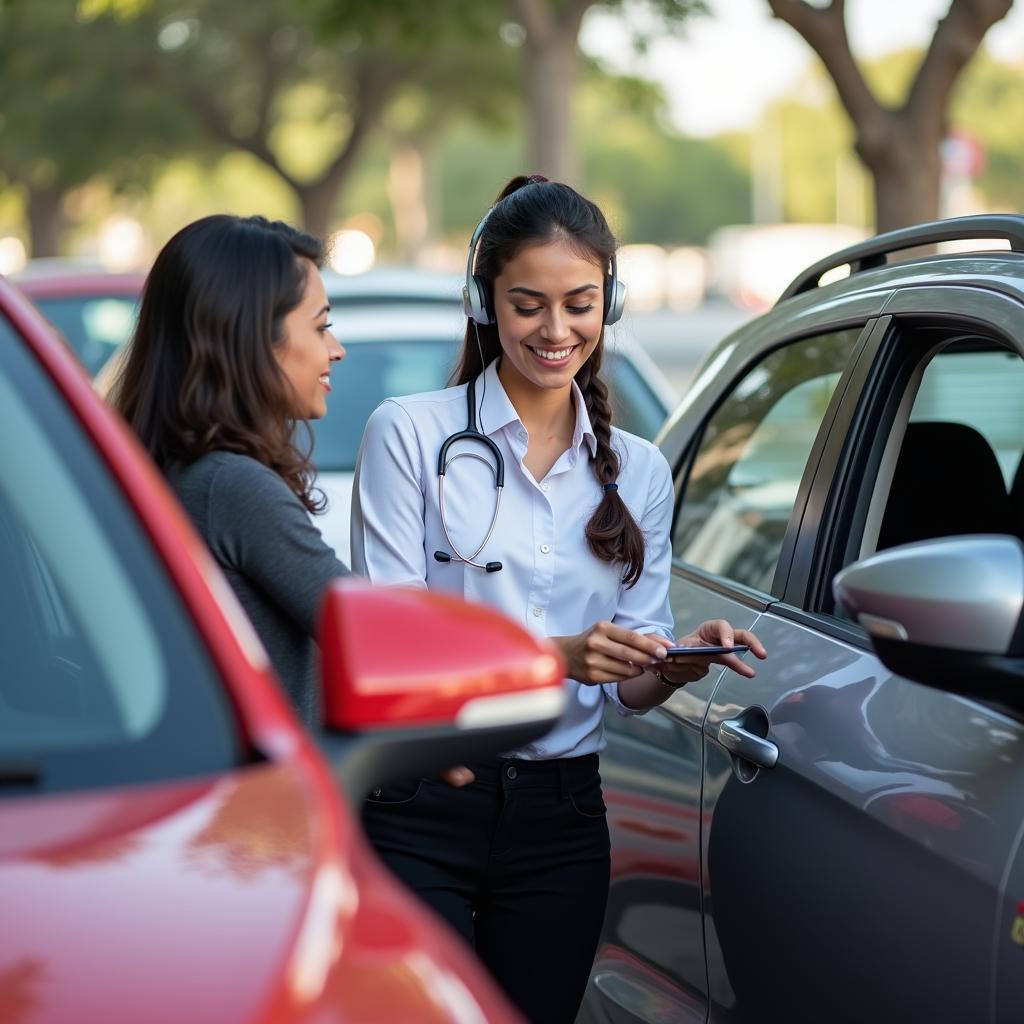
left=453, top=176, right=646, bottom=586
left=110, top=214, right=326, bottom=513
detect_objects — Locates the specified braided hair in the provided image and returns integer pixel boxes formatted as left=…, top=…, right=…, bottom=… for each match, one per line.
left=452, top=175, right=645, bottom=586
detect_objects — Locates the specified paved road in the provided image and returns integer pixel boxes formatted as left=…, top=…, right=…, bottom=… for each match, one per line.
left=613, top=300, right=756, bottom=397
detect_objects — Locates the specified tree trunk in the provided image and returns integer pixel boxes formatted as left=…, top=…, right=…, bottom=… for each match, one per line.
left=866, top=136, right=942, bottom=234
left=766, top=0, right=1011, bottom=234
left=26, top=184, right=66, bottom=258
left=294, top=87, right=385, bottom=241
left=297, top=178, right=349, bottom=243
left=388, top=144, right=429, bottom=265
left=857, top=118, right=943, bottom=233
left=523, top=30, right=580, bottom=185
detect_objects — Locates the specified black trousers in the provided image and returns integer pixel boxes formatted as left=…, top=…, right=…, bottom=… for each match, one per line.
left=362, top=753, right=611, bottom=1024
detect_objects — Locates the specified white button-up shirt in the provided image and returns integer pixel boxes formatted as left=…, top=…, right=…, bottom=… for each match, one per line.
left=351, top=359, right=675, bottom=759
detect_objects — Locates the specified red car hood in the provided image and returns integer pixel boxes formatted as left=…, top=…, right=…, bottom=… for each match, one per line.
left=0, top=763, right=344, bottom=1023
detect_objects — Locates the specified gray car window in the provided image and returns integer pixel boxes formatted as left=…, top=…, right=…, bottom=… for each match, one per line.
left=34, top=295, right=139, bottom=377
left=673, top=329, right=860, bottom=592
left=866, top=341, right=1024, bottom=556
left=909, top=349, right=1024, bottom=486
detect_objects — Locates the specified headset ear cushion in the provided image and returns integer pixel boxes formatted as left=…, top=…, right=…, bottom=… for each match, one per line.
left=464, top=275, right=494, bottom=325
left=604, top=274, right=626, bottom=326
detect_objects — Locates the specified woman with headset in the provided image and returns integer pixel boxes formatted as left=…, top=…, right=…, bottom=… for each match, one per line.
left=351, top=175, right=765, bottom=1023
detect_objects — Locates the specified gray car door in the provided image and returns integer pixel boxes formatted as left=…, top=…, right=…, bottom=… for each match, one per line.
left=701, top=292, right=1024, bottom=1023
left=580, top=322, right=876, bottom=1024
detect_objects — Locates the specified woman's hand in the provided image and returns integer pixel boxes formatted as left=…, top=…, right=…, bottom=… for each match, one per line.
left=654, top=619, right=767, bottom=687
left=440, top=765, right=475, bottom=787
left=550, top=621, right=671, bottom=685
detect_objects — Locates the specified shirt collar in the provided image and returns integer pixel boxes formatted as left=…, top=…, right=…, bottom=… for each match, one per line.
left=475, top=359, right=598, bottom=458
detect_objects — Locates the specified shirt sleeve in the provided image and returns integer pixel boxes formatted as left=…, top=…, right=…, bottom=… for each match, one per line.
left=207, top=458, right=349, bottom=636
left=604, top=447, right=676, bottom=717
left=350, top=399, right=429, bottom=588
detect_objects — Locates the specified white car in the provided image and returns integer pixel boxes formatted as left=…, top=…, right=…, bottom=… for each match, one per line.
left=313, top=302, right=678, bottom=564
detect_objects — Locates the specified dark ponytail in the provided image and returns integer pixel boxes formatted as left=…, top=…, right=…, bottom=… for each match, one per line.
left=454, top=175, right=646, bottom=586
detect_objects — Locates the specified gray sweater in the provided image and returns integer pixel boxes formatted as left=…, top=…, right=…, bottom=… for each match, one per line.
left=168, top=451, right=349, bottom=725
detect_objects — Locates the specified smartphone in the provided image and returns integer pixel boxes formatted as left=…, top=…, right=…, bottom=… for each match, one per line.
left=661, top=644, right=749, bottom=657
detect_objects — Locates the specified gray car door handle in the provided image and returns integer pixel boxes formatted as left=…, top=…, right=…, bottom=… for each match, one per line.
left=718, top=717, right=779, bottom=769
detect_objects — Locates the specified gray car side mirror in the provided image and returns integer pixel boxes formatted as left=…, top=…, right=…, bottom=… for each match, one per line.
left=833, top=536, right=1024, bottom=712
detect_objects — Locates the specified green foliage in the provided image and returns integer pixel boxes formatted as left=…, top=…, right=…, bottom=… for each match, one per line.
left=301, top=0, right=502, bottom=51
left=579, top=69, right=750, bottom=243
left=591, top=0, right=708, bottom=53
left=426, top=64, right=749, bottom=245
left=0, top=0, right=191, bottom=190
left=951, top=50, right=1024, bottom=212
left=741, top=47, right=1024, bottom=225
left=771, top=77, right=863, bottom=224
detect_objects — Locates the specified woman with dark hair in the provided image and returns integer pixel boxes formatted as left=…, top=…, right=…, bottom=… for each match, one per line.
left=111, top=214, right=348, bottom=724
left=351, top=176, right=765, bottom=1022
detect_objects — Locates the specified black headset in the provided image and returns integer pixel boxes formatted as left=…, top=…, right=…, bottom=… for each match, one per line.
left=461, top=197, right=627, bottom=328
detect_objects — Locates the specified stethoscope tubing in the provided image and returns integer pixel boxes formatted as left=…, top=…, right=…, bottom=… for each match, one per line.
left=434, top=378, right=505, bottom=571
left=438, top=463, right=504, bottom=566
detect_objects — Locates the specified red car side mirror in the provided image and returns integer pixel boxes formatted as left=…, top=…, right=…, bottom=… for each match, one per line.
left=317, top=580, right=565, bottom=798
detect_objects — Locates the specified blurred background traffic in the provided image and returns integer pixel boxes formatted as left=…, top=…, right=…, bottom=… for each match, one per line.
left=1, top=0, right=1021, bottom=396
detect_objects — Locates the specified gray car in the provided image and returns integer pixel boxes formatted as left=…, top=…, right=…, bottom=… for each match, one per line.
left=581, top=215, right=1024, bottom=1024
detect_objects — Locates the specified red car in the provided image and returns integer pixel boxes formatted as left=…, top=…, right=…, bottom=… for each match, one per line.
left=0, top=274, right=567, bottom=1022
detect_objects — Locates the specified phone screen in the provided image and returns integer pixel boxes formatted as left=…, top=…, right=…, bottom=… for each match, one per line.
left=662, top=644, right=749, bottom=657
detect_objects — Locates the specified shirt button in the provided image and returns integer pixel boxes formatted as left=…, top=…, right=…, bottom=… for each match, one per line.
left=505, top=765, right=518, bottom=780
left=540, top=544, right=550, bottom=554
left=532, top=607, right=543, bottom=618
left=518, top=429, right=527, bottom=441
left=540, top=482, right=549, bottom=493
left=371, top=787, right=382, bottom=798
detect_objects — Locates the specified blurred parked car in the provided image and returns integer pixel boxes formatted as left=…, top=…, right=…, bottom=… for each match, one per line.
left=20, top=266, right=676, bottom=563
left=314, top=302, right=677, bottom=563
left=581, top=215, right=1024, bottom=1024
left=17, top=264, right=466, bottom=382
left=13, top=262, right=145, bottom=378
left=0, top=273, right=569, bottom=1022
left=320, top=265, right=466, bottom=307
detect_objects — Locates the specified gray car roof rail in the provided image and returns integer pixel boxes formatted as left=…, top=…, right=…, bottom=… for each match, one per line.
left=778, top=214, right=1024, bottom=303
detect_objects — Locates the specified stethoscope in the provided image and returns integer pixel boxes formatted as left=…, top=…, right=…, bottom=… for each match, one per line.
left=433, top=378, right=504, bottom=573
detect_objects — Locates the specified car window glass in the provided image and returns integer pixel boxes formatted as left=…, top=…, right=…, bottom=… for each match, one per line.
left=34, top=295, right=138, bottom=377
left=0, top=312, right=239, bottom=794
left=909, top=349, right=1024, bottom=485
left=605, top=351, right=667, bottom=441
left=673, top=329, right=860, bottom=592
left=312, top=339, right=458, bottom=472
left=871, top=343, right=1024, bottom=555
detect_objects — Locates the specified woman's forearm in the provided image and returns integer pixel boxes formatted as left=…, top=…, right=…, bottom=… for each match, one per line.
left=616, top=672, right=676, bottom=711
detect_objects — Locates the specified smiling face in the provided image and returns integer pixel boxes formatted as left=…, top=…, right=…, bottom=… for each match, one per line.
left=492, top=238, right=605, bottom=400
left=275, top=258, right=344, bottom=420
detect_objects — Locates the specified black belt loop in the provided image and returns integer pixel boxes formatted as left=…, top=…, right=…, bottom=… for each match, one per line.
left=558, top=760, right=570, bottom=800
